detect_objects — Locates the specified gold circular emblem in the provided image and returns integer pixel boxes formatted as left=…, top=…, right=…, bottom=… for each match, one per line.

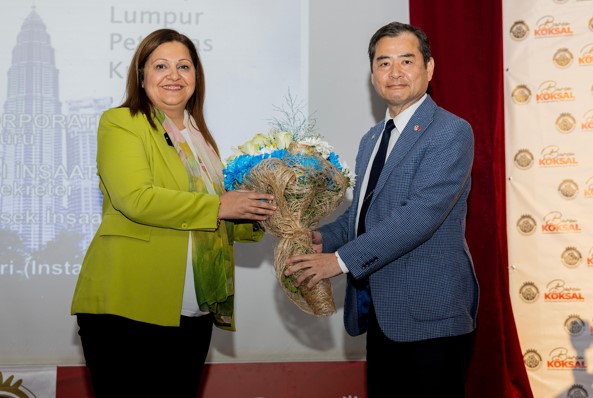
left=510, top=21, right=529, bottom=41
left=558, top=179, right=578, bottom=200
left=519, top=282, right=539, bottom=303
left=568, top=385, right=588, bottom=398
left=589, top=17, right=593, bottom=33
left=513, top=149, right=534, bottom=170
left=511, top=85, right=531, bottom=104
left=0, top=371, right=37, bottom=398
left=564, top=314, right=585, bottom=336
left=555, top=113, right=575, bottom=134
left=552, top=48, right=573, bottom=68
left=523, top=349, right=542, bottom=370
left=561, top=246, right=582, bottom=268
left=517, top=214, right=537, bottom=235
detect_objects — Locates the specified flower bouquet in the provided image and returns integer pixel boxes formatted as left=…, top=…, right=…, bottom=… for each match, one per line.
left=223, top=95, right=354, bottom=316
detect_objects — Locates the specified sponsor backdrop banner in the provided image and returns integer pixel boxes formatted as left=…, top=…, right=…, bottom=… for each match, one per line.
left=504, top=0, right=593, bottom=397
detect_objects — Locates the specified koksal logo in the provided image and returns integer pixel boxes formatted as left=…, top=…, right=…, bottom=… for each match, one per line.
left=539, top=145, right=578, bottom=167
left=536, top=80, right=575, bottom=103
left=541, top=211, right=581, bottom=234
left=544, top=279, right=584, bottom=302
left=534, top=15, right=573, bottom=37
left=547, top=347, right=586, bottom=370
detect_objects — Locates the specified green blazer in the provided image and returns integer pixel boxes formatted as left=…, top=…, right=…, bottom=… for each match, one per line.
left=71, top=108, right=262, bottom=326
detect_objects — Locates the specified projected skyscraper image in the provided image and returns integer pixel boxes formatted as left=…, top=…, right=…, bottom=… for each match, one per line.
left=0, top=7, right=105, bottom=274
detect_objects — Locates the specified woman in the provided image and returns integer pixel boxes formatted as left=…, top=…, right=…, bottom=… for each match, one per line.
left=71, top=28, right=276, bottom=397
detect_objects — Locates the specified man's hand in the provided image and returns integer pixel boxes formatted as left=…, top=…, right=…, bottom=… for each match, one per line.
left=284, top=252, right=342, bottom=290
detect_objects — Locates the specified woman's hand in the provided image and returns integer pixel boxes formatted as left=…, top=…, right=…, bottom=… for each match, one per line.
left=218, top=190, right=276, bottom=221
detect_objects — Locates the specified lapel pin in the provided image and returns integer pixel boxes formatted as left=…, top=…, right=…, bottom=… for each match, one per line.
left=414, top=125, right=421, bottom=132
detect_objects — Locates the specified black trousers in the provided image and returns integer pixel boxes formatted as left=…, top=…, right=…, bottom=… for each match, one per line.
left=366, top=310, right=474, bottom=398
left=77, top=313, right=213, bottom=398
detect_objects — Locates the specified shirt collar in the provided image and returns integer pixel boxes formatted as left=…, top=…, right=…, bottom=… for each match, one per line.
left=383, top=93, right=427, bottom=133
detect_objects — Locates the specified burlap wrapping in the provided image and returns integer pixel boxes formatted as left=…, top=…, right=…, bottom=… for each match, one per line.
left=239, top=143, right=348, bottom=316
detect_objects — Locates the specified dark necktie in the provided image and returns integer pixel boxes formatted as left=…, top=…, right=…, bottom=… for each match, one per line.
left=353, top=119, right=394, bottom=330
left=357, top=119, right=394, bottom=236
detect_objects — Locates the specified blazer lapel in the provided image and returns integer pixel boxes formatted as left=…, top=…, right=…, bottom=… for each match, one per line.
left=373, top=96, right=437, bottom=196
left=152, top=122, right=187, bottom=190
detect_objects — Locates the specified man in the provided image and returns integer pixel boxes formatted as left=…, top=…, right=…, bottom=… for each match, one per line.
left=285, top=21, right=479, bottom=397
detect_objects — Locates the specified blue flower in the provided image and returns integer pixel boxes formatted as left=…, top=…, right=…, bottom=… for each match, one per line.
left=223, top=149, right=289, bottom=190
left=327, top=152, right=342, bottom=171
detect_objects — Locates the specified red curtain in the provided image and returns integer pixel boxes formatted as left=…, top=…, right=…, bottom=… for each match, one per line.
left=410, top=1, right=534, bottom=397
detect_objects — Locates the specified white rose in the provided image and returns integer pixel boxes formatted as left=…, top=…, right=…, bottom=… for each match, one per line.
left=239, top=140, right=261, bottom=155
left=274, top=131, right=294, bottom=149
left=251, top=132, right=271, bottom=148
left=300, top=137, right=332, bottom=158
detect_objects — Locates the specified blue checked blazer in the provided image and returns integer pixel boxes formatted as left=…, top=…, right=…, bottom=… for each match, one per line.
left=318, top=95, right=479, bottom=342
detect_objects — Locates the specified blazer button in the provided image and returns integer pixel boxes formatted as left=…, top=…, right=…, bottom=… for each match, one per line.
left=181, top=223, right=188, bottom=229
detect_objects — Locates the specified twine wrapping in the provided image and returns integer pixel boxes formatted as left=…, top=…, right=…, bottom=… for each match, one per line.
left=238, top=143, right=348, bottom=316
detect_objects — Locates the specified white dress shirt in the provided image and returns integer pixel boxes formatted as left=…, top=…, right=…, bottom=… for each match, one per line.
left=336, top=94, right=428, bottom=273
